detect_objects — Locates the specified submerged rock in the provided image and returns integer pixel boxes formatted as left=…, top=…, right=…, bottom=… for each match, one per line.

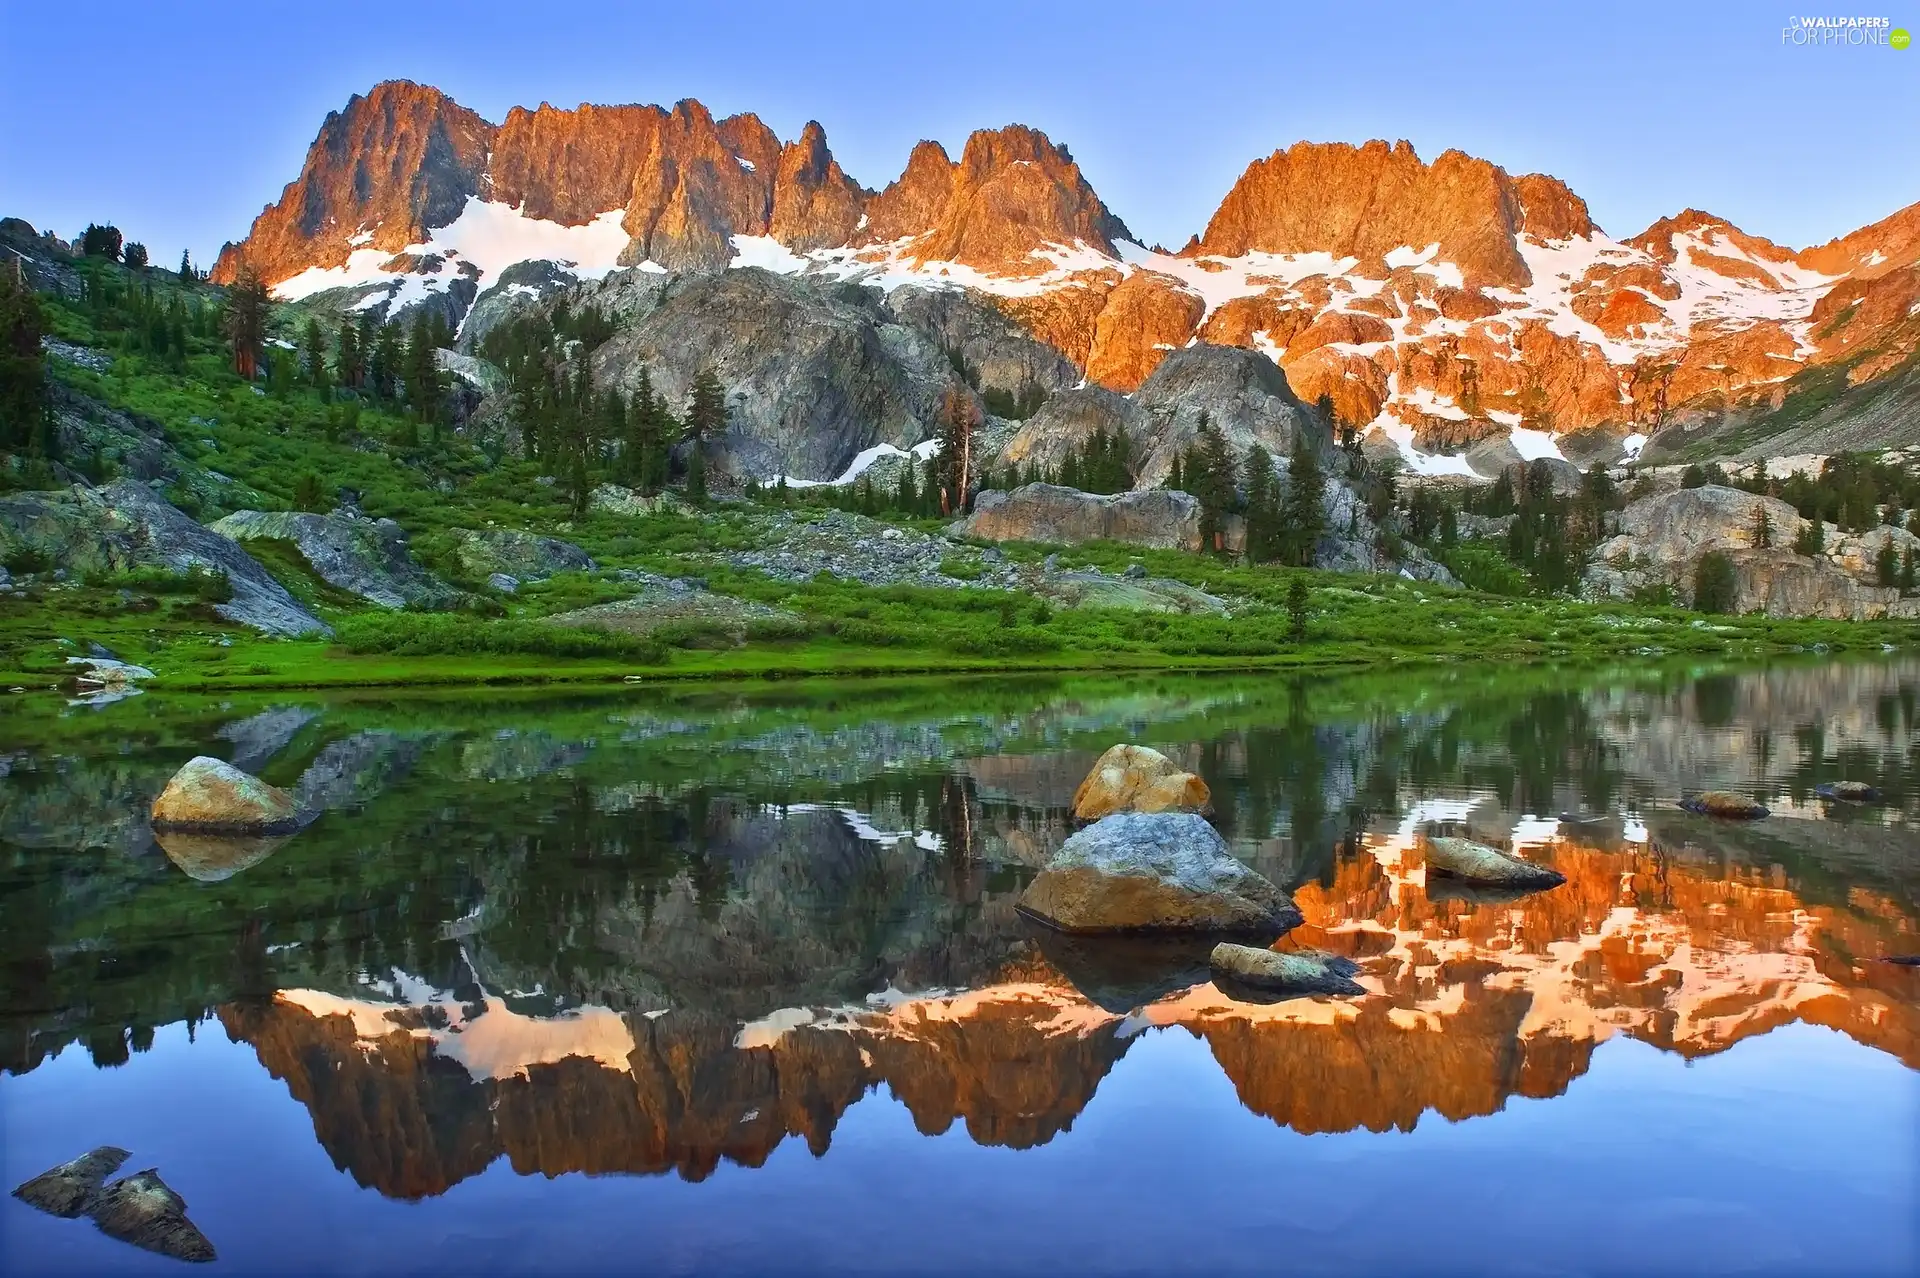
left=1422, top=836, right=1566, bottom=889
left=150, top=756, right=301, bottom=833
left=1815, top=781, right=1883, bottom=804
left=1071, top=744, right=1211, bottom=821
left=11, top=1146, right=129, bottom=1216
left=89, top=1170, right=216, bottom=1263
left=1210, top=943, right=1366, bottom=996
left=13, top=1149, right=214, bottom=1262
left=1678, top=791, right=1770, bottom=820
left=1018, top=812, right=1301, bottom=936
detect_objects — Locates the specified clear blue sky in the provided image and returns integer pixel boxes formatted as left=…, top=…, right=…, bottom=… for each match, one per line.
left=3, top=0, right=1914, bottom=267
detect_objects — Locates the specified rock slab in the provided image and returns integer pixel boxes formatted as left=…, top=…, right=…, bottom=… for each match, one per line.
left=1423, top=837, right=1566, bottom=889
left=1019, top=812, right=1301, bottom=936
left=1210, top=943, right=1366, bottom=996
left=956, top=483, right=1205, bottom=551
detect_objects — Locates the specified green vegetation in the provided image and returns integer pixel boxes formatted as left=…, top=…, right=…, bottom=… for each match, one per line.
left=2, top=250, right=1914, bottom=697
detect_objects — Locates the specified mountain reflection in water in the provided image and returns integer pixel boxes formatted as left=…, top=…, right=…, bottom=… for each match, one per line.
left=1, top=658, right=1916, bottom=1272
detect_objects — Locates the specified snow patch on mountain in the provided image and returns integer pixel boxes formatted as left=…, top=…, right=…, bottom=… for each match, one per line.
left=272, top=199, right=632, bottom=301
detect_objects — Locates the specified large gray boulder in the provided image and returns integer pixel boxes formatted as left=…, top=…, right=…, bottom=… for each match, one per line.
left=0, top=481, right=328, bottom=635
left=211, top=509, right=462, bottom=610
left=1584, top=485, right=1920, bottom=619
left=447, top=527, right=593, bottom=582
left=1018, top=812, right=1302, bottom=936
left=955, top=483, right=1203, bottom=551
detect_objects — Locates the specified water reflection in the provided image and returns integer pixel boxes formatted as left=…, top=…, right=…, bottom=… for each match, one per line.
left=1, top=658, right=1916, bottom=1212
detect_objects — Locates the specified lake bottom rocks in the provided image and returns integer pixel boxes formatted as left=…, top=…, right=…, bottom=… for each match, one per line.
left=1678, top=791, right=1770, bottom=819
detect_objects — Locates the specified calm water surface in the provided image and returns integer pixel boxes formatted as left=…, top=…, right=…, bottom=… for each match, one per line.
left=2, top=660, right=1916, bottom=1276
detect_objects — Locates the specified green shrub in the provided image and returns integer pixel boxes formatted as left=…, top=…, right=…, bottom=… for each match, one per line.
left=334, top=612, right=667, bottom=663
left=1691, top=552, right=1739, bottom=614
left=83, top=565, right=232, bottom=602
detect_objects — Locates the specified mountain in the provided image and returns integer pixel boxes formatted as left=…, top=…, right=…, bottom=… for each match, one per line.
left=216, top=81, right=1920, bottom=480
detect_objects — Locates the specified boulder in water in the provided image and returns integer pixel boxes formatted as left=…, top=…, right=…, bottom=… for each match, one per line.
left=1071, top=744, right=1211, bottom=821
left=1210, top=943, right=1365, bottom=996
left=1815, top=781, right=1883, bottom=803
left=88, top=1170, right=216, bottom=1263
left=11, top=1146, right=129, bottom=1217
left=1422, top=836, right=1566, bottom=889
left=13, top=1149, right=215, bottom=1263
left=1018, top=812, right=1301, bottom=936
left=150, top=756, right=300, bottom=833
left=1678, top=791, right=1769, bottom=819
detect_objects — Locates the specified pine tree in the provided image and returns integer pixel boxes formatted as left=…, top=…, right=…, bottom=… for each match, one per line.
left=1793, top=516, right=1826, bottom=557
left=403, top=315, right=442, bottom=426
left=334, top=320, right=361, bottom=390
left=1692, top=551, right=1738, bottom=614
left=178, top=248, right=193, bottom=283
left=123, top=242, right=149, bottom=270
left=1751, top=504, right=1773, bottom=549
left=1875, top=537, right=1899, bottom=587
left=1189, top=414, right=1235, bottom=552
left=1243, top=445, right=1281, bottom=561
left=684, top=366, right=727, bottom=443
left=897, top=455, right=918, bottom=511
left=1279, top=434, right=1327, bottom=567
left=685, top=444, right=707, bottom=504
left=223, top=261, right=270, bottom=380
left=1902, top=546, right=1916, bottom=593
left=0, top=264, right=54, bottom=458
left=302, top=316, right=329, bottom=392
left=934, top=386, right=980, bottom=515
left=1286, top=577, right=1310, bottom=641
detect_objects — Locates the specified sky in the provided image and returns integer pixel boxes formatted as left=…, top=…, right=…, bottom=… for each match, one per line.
left=3, top=0, right=1916, bottom=267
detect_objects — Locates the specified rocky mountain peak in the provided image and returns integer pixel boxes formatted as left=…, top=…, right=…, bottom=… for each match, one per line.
left=1196, top=139, right=1594, bottom=289
left=769, top=121, right=868, bottom=251
left=864, top=125, right=1131, bottom=276
left=212, top=79, right=493, bottom=283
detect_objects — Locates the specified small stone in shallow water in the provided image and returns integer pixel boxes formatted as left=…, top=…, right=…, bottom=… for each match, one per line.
left=1815, top=781, right=1882, bottom=804
left=1678, top=791, right=1769, bottom=819
left=1423, top=836, right=1566, bottom=889
left=1210, top=943, right=1365, bottom=996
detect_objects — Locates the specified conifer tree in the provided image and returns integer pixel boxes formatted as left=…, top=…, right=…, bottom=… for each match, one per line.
left=334, top=320, right=361, bottom=390
left=685, top=443, right=707, bottom=504
left=178, top=248, right=193, bottom=282
left=223, top=262, right=270, bottom=380
left=1243, top=445, right=1281, bottom=561
left=302, top=316, right=329, bottom=392
left=1279, top=433, right=1326, bottom=567
left=0, top=265, right=54, bottom=457
left=684, top=366, right=727, bottom=443
left=1750, top=504, right=1773, bottom=549
left=1875, top=537, right=1899, bottom=586
left=934, top=386, right=980, bottom=515
left=1902, top=546, right=1916, bottom=593
left=403, top=315, right=442, bottom=426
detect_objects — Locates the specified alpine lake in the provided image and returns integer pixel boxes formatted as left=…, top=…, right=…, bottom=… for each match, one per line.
left=2, top=657, right=1916, bottom=1276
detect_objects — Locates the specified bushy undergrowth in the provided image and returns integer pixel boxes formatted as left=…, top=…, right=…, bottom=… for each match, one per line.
left=335, top=612, right=668, bottom=663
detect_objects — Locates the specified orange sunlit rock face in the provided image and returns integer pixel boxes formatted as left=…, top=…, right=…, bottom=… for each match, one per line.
left=220, top=827, right=1917, bottom=1200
